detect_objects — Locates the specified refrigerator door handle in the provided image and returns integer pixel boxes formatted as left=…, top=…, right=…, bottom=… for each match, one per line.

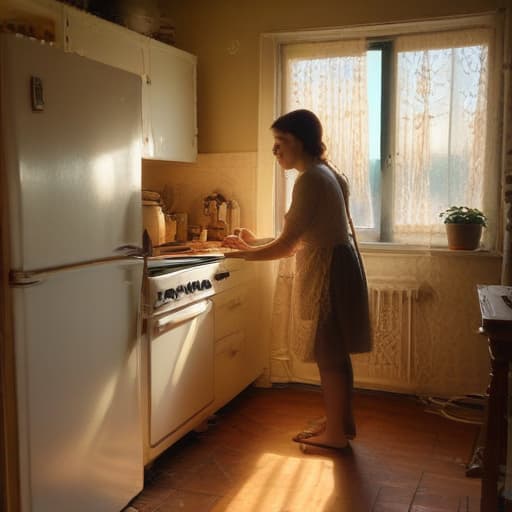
left=10, top=256, right=143, bottom=286
left=10, top=270, right=49, bottom=286
left=114, top=244, right=146, bottom=257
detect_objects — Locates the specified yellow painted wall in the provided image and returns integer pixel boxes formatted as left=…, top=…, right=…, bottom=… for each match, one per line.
left=149, top=1, right=505, bottom=394
left=163, top=0, right=502, bottom=153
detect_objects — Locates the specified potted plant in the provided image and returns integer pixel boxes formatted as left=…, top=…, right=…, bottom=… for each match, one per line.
left=439, top=206, right=487, bottom=250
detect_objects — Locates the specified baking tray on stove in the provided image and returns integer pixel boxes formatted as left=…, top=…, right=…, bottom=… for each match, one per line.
left=146, top=254, right=224, bottom=276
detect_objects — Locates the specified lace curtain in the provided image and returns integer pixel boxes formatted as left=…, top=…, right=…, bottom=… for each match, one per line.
left=269, top=40, right=370, bottom=378
left=279, top=29, right=497, bottom=246
left=393, top=29, right=495, bottom=245
left=269, top=25, right=500, bottom=382
left=282, top=39, right=372, bottom=227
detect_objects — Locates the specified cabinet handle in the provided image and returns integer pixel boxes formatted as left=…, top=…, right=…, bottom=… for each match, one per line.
left=153, top=300, right=212, bottom=337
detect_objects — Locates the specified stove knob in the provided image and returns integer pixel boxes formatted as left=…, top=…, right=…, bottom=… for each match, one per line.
left=164, top=288, right=177, bottom=299
left=176, top=285, right=185, bottom=295
left=157, top=291, right=164, bottom=302
left=186, top=282, right=194, bottom=293
left=201, top=279, right=212, bottom=290
left=214, top=271, right=230, bottom=281
left=192, top=280, right=201, bottom=291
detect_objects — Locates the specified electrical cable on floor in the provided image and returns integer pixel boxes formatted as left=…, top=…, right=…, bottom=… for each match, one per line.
left=419, top=394, right=486, bottom=425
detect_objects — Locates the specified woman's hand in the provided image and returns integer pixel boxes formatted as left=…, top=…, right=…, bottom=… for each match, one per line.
left=221, top=235, right=252, bottom=250
left=236, top=228, right=258, bottom=245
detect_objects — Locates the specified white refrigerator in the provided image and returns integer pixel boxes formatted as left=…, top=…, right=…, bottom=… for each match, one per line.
left=1, top=34, right=144, bottom=511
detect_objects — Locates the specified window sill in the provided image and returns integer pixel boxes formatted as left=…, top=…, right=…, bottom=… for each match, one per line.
left=359, top=242, right=502, bottom=258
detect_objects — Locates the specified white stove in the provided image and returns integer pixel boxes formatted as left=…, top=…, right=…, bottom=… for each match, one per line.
left=144, top=254, right=231, bottom=318
left=142, top=253, right=237, bottom=461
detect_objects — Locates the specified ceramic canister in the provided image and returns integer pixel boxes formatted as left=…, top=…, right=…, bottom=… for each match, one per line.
left=142, top=203, right=165, bottom=246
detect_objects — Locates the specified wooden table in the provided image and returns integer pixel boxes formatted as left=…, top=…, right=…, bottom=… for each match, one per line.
left=478, top=285, right=512, bottom=512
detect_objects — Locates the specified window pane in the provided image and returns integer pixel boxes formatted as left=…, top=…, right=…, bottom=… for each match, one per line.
left=366, top=49, right=382, bottom=237
left=282, top=42, right=374, bottom=230
left=393, top=43, right=488, bottom=242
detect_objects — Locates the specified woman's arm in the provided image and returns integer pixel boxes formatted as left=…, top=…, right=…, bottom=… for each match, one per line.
left=237, top=228, right=275, bottom=246
left=222, top=228, right=274, bottom=251
left=224, top=169, right=318, bottom=261
left=224, top=234, right=297, bottom=260
left=224, top=214, right=305, bottom=261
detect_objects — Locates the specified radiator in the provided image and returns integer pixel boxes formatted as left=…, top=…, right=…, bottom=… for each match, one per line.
left=353, top=279, right=420, bottom=390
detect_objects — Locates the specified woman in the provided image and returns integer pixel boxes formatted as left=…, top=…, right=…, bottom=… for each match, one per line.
left=222, top=109, right=372, bottom=452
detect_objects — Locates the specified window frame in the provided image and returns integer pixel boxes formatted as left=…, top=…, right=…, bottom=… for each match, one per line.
left=258, top=13, right=502, bottom=251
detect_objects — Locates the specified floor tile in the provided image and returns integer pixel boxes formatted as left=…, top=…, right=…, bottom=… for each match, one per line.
left=128, top=386, right=481, bottom=512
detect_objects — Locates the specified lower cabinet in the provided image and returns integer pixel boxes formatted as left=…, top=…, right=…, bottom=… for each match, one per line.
left=212, top=263, right=264, bottom=411
left=214, top=331, right=246, bottom=408
left=142, top=260, right=265, bottom=465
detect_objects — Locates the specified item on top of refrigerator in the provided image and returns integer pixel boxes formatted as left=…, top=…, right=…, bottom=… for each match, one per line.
left=154, top=15, right=176, bottom=45
left=0, top=9, right=56, bottom=42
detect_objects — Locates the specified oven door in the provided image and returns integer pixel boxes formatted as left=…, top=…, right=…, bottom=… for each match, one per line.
left=148, top=299, right=214, bottom=446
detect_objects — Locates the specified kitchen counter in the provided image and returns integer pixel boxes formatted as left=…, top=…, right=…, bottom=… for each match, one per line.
left=154, top=240, right=234, bottom=257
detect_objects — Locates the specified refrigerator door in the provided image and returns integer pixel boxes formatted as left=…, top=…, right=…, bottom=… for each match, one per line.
left=1, top=34, right=142, bottom=271
left=13, top=259, right=143, bottom=512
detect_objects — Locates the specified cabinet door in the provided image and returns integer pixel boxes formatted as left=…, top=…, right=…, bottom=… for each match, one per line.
left=64, top=6, right=145, bottom=77
left=145, top=39, right=197, bottom=162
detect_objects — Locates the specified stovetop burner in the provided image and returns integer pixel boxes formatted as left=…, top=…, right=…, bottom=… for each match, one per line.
left=146, top=255, right=224, bottom=277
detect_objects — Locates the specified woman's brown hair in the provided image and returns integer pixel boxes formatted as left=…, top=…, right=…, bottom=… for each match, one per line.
left=271, top=109, right=326, bottom=160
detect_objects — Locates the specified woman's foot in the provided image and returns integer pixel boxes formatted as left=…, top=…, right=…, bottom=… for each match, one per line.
left=295, top=433, right=351, bottom=454
left=292, top=416, right=356, bottom=442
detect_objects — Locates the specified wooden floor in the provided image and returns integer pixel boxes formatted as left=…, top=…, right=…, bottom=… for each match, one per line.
left=128, top=385, right=481, bottom=512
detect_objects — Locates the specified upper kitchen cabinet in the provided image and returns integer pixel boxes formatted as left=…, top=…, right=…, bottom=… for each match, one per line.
left=63, top=7, right=197, bottom=162
left=143, top=39, right=197, bottom=162
left=3, top=0, right=198, bottom=163
left=64, top=7, right=145, bottom=78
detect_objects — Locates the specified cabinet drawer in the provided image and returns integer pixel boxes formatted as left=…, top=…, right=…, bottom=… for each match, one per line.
left=214, top=286, right=249, bottom=341
left=214, top=331, right=245, bottom=408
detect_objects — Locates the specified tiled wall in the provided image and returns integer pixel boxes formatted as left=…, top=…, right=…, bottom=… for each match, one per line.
left=142, top=152, right=257, bottom=232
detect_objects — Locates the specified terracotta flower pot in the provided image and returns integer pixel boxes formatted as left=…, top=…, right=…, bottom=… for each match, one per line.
left=445, top=223, right=483, bottom=250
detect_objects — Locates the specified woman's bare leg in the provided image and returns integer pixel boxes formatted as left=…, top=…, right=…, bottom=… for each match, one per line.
left=294, top=356, right=355, bottom=441
left=299, top=364, right=351, bottom=449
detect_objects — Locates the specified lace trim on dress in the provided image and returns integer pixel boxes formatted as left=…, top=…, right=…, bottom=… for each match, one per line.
left=289, top=245, right=333, bottom=362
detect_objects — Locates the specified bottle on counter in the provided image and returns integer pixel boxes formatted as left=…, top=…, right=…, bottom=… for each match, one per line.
left=228, top=199, right=240, bottom=235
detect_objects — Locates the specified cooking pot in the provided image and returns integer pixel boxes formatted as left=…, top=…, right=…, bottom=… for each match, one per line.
left=143, top=202, right=165, bottom=246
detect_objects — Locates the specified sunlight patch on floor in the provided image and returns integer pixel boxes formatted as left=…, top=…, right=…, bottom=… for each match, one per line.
left=218, top=452, right=334, bottom=511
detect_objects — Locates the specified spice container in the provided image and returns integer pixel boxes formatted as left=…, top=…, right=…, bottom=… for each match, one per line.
left=188, top=225, right=201, bottom=241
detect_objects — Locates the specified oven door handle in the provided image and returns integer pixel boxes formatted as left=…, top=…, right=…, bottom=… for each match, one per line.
left=154, top=300, right=212, bottom=337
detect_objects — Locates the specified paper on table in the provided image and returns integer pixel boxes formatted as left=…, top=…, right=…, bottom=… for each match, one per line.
left=477, top=284, right=512, bottom=324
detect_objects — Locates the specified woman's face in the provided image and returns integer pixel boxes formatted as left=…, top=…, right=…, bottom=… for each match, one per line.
left=272, top=129, right=303, bottom=170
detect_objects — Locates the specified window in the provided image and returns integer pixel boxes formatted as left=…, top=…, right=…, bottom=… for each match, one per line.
left=277, top=23, right=499, bottom=248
